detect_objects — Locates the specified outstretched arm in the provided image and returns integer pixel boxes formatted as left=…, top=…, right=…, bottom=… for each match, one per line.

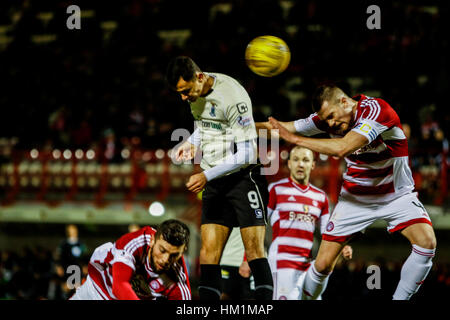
left=112, top=262, right=140, bottom=300
left=269, top=117, right=368, bottom=157
left=256, top=120, right=297, bottom=138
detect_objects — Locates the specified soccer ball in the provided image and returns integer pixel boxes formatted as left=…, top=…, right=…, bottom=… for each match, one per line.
left=245, top=35, right=291, bottom=77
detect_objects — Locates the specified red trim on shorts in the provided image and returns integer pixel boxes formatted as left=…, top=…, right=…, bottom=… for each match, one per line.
left=321, top=234, right=353, bottom=243
left=389, top=218, right=432, bottom=233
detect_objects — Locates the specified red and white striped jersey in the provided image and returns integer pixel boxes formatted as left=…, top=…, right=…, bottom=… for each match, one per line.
left=294, top=94, right=414, bottom=204
left=87, top=226, right=191, bottom=300
left=268, top=177, right=329, bottom=271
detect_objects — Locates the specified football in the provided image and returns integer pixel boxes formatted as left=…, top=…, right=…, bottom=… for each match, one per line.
left=245, top=35, right=291, bottom=77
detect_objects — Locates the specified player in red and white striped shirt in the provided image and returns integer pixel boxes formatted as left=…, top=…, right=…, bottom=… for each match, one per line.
left=263, top=84, right=437, bottom=300
left=70, top=219, right=191, bottom=300
left=267, top=146, right=352, bottom=299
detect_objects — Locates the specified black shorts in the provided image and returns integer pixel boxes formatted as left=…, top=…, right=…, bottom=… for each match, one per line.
left=201, top=164, right=269, bottom=228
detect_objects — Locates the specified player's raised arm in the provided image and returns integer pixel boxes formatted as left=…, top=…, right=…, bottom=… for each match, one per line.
left=255, top=120, right=296, bottom=138
left=269, top=117, right=368, bottom=158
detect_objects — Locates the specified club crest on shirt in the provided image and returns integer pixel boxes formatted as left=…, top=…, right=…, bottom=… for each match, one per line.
left=150, top=279, right=161, bottom=290
left=326, top=221, right=334, bottom=232
left=209, top=103, right=216, bottom=117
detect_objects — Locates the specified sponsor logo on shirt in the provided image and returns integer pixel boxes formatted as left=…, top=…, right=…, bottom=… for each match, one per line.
left=237, top=115, right=252, bottom=127
left=353, top=141, right=383, bottom=155
left=255, top=209, right=263, bottom=219
left=202, top=121, right=222, bottom=130
left=289, top=211, right=316, bottom=223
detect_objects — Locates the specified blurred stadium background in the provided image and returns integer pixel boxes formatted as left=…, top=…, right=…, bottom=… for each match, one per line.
left=0, top=0, right=449, bottom=300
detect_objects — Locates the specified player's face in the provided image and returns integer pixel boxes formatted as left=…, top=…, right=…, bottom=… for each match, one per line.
left=317, top=99, right=352, bottom=134
left=175, top=73, right=205, bottom=102
left=149, top=236, right=186, bottom=273
left=288, top=148, right=315, bottom=185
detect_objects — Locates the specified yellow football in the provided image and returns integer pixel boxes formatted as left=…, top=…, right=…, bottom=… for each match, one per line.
left=245, top=35, right=291, bottom=77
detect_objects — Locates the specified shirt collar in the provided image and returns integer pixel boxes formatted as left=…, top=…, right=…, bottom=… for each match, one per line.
left=288, top=176, right=310, bottom=192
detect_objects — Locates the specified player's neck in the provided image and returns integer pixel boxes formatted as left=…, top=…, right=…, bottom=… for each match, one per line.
left=200, top=74, right=214, bottom=96
left=350, top=99, right=358, bottom=116
left=290, top=176, right=309, bottom=188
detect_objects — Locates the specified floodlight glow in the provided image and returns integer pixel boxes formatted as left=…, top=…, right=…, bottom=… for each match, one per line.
left=149, top=201, right=165, bottom=217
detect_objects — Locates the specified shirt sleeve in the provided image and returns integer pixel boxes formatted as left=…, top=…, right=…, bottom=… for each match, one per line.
left=294, top=113, right=327, bottom=136
left=187, top=127, right=201, bottom=147
left=351, top=98, right=395, bottom=144
left=226, top=100, right=258, bottom=143
left=267, top=183, right=277, bottom=219
left=318, top=196, right=330, bottom=235
left=111, top=262, right=140, bottom=300
left=203, top=139, right=256, bottom=181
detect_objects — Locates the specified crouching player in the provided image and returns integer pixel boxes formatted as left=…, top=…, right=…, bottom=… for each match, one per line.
left=70, top=219, right=191, bottom=300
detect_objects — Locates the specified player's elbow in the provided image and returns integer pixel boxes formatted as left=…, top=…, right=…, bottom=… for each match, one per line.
left=335, top=140, right=359, bottom=158
left=335, top=145, right=350, bottom=158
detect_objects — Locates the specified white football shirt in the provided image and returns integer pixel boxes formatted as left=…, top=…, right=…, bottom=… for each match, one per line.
left=189, top=73, right=258, bottom=174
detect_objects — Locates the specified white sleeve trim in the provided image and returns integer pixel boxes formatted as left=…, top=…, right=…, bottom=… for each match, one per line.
left=187, top=127, right=201, bottom=147
left=203, top=139, right=256, bottom=181
left=293, top=113, right=325, bottom=136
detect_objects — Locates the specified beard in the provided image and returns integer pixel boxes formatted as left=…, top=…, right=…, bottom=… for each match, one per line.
left=148, top=247, right=163, bottom=274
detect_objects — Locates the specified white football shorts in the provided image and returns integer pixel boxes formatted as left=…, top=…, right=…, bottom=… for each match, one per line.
left=322, top=192, right=432, bottom=242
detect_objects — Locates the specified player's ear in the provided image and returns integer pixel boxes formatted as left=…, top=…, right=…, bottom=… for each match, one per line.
left=196, top=72, right=204, bottom=82
left=311, top=160, right=316, bottom=170
left=150, top=236, right=155, bottom=247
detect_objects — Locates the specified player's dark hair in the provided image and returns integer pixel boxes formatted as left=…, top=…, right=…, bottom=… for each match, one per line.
left=166, top=56, right=201, bottom=90
left=311, top=82, right=344, bottom=112
left=155, top=219, right=190, bottom=248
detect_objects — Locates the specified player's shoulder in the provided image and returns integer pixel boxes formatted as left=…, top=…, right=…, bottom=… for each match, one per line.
left=358, top=94, right=399, bottom=125
left=308, top=183, right=328, bottom=199
left=115, top=226, right=155, bottom=250
left=268, top=177, right=290, bottom=192
left=306, top=184, right=328, bottom=206
left=210, top=72, right=238, bottom=85
left=209, top=72, right=250, bottom=104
